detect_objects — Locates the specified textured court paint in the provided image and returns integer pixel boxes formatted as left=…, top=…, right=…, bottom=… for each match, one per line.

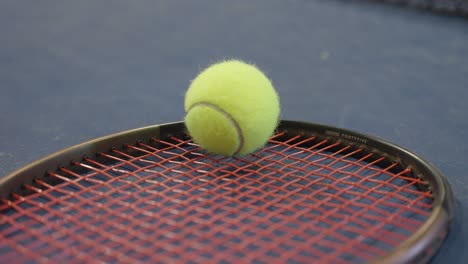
left=0, top=1, right=467, bottom=262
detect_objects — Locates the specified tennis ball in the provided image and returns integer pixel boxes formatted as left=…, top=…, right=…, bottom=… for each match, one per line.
left=184, top=60, right=280, bottom=156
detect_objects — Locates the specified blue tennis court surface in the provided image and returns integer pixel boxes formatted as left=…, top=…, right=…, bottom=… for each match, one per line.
left=1, top=1, right=467, bottom=262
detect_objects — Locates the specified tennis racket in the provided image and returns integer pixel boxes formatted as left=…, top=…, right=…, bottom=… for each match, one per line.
left=0, top=120, right=454, bottom=263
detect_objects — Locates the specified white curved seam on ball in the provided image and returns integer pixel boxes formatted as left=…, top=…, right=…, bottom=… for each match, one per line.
left=188, top=102, right=244, bottom=156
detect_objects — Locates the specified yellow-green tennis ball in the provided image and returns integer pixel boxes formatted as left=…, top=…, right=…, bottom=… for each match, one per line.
left=184, top=60, right=280, bottom=156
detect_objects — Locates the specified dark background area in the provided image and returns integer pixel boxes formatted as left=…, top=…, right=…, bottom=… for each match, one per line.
left=1, top=0, right=467, bottom=261
left=368, top=0, right=468, bottom=17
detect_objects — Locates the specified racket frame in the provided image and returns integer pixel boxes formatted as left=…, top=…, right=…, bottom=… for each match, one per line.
left=0, top=120, right=454, bottom=264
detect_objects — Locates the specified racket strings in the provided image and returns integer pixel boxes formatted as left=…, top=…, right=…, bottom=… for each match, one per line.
left=0, top=132, right=433, bottom=263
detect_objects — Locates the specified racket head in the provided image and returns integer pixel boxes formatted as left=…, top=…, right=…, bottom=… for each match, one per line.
left=0, top=120, right=454, bottom=264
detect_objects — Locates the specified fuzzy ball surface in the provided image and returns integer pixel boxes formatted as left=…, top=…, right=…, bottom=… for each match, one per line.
left=184, top=60, right=280, bottom=156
